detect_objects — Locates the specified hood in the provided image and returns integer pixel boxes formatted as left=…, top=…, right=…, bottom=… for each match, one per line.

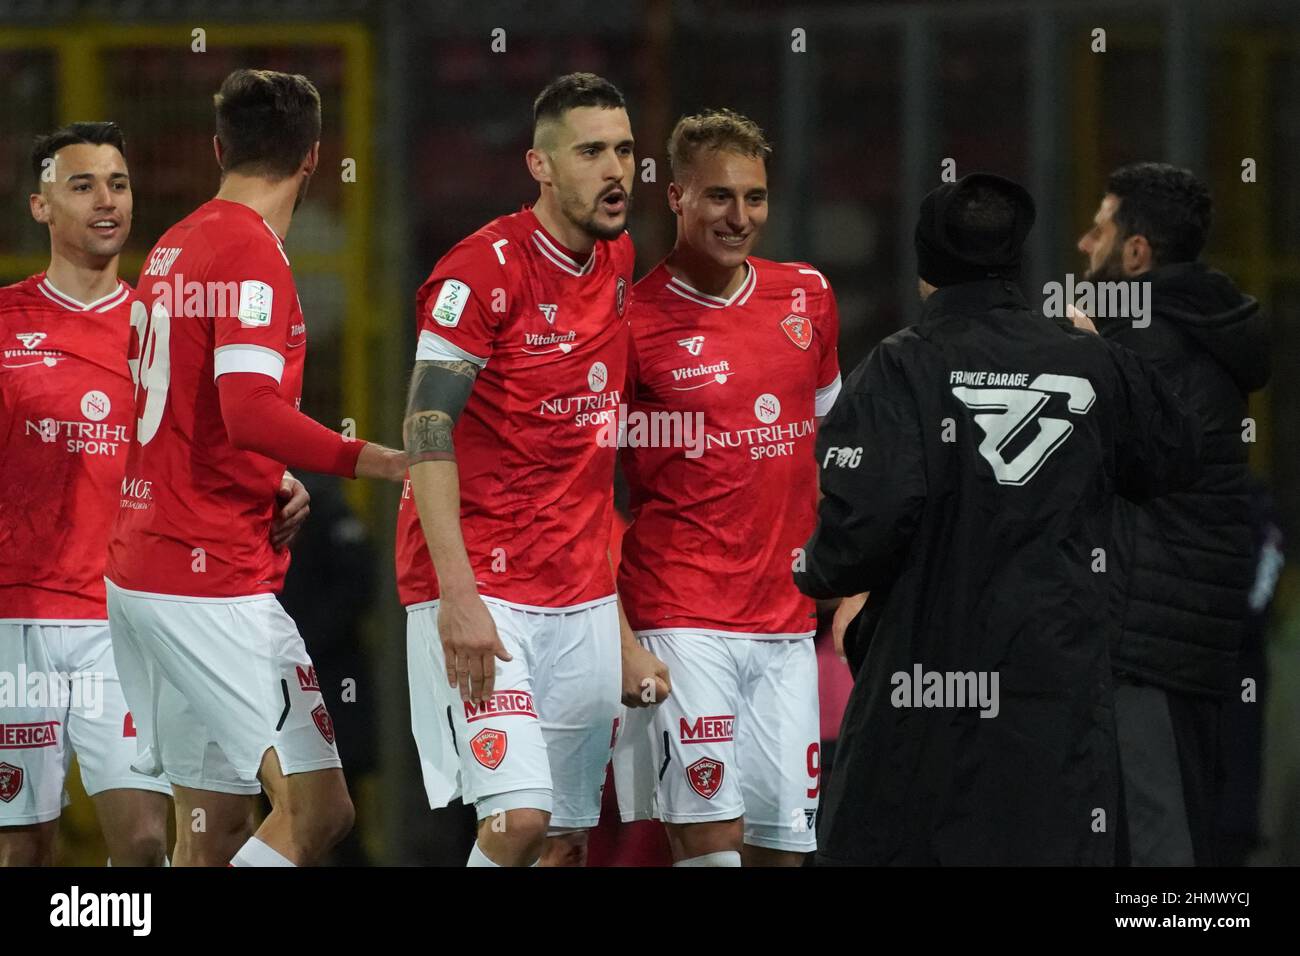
left=1147, top=261, right=1270, bottom=393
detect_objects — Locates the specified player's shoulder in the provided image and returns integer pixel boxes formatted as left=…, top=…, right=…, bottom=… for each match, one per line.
left=627, top=261, right=678, bottom=316
left=753, top=257, right=833, bottom=294
left=425, top=212, right=523, bottom=285
left=0, top=274, right=42, bottom=309
left=181, top=199, right=285, bottom=264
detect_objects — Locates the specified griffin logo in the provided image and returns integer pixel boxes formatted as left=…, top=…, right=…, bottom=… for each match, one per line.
left=781, top=314, right=812, bottom=350
left=311, top=704, right=335, bottom=745
left=538, top=303, right=558, bottom=325
left=470, top=728, right=507, bottom=770
left=677, top=335, right=705, bottom=356
left=0, top=762, right=23, bottom=803
left=686, top=757, right=724, bottom=799
left=16, top=332, right=46, bottom=349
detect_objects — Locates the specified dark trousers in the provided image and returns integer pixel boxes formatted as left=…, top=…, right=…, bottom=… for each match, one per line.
left=1115, top=677, right=1222, bottom=866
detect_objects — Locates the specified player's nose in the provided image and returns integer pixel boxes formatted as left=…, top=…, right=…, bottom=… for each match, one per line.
left=727, top=203, right=748, bottom=233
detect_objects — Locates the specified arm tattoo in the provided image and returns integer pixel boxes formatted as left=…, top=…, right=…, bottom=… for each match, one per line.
left=403, top=359, right=479, bottom=463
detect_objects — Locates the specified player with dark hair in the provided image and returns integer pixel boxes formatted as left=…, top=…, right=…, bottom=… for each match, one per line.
left=612, top=109, right=840, bottom=866
left=798, top=173, right=1202, bottom=865
left=0, top=122, right=177, bottom=866
left=1079, top=163, right=1269, bottom=865
left=398, top=72, right=669, bottom=867
left=106, top=70, right=407, bottom=867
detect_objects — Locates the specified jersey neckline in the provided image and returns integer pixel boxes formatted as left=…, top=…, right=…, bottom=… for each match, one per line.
left=520, top=205, right=597, bottom=277
left=662, top=260, right=758, bottom=309
left=35, top=274, right=129, bottom=313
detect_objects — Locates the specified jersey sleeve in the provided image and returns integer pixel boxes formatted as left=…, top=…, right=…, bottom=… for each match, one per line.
left=414, top=238, right=509, bottom=368
left=1106, top=338, right=1202, bottom=503
left=208, top=236, right=298, bottom=384
left=795, top=342, right=927, bottom=598
left=814, top=277, right=842, bottom=415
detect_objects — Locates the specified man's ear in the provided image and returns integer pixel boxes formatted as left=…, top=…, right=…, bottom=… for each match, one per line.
left=1123, top=233, right=1153, bottom=276
left=667, top=181, right=684, bottom=216
left=213, top=135, right=224, bottom=169
left=526, top=146, right=552, bottom=186
left=302, top=141, right=320, bottom=176
left=30, top=192, right=49, bottom=225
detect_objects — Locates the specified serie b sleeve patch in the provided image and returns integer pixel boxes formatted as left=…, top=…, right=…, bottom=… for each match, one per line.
left=431, top=279, right=471, bottom=328
left=237, top=280, right=274, bottom=327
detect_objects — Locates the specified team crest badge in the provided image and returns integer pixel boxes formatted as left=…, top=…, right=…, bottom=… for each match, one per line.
left=471, top=728, right=508, bottom=770
left=616, top=277, right=627, bottom=317
left=311, top=704, right=336, bottom=745
left=0, top=762, right=23, bottom=803
left=781, top=314, right=812, bottom=350
left=686, top=757, right=724, bottom=800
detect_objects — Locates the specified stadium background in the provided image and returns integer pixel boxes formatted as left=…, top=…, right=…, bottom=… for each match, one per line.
left=1, top=0, right=1297, bottom=865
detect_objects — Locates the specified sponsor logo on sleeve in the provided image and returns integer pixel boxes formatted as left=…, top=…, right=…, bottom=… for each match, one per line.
left=237, top=280, right=273, bottom=327
left=432, top=279, right=470, bottom=328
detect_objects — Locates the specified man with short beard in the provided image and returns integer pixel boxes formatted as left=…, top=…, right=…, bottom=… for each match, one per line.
left=106, top=70, right=408, bottom=868
left=398, top=72, right=669, bottom=867
left=1078, top=163, right=1270, bottom=865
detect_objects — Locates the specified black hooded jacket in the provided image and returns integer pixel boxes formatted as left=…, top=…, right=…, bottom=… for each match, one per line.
left=1099, top=262, right=1269, bottom=698
left=795, top=280, right=1201, bottom=865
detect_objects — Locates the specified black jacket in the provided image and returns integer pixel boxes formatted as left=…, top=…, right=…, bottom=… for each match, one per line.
left=796, top=280, right=1200, bottom=866
left=1099, top=262, right=1269, bottom=698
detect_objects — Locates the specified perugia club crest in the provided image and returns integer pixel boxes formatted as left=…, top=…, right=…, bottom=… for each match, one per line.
left=471, top=728, right=508, bottom=770
left=781, top=314, right=812, bottom=350
left=616, top=277, right=627, bottom=317
left=311, top=704, right=335, bottom=745
left=0, top=762, right=23, bottom=803
left=686, top=757, right=724, bottom=800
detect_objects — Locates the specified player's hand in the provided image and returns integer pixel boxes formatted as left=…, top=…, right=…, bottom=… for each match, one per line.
left=621, top=641, right=671, bottom=708
left=355, top=442, right=410, bottom=482
left=270, top=472, right=310, bottom=551
left=1066, top=303, right=1098, bottom=334
left=437, top=591, right=512, bottom=706
left=832, top=592, right=869, bottom=660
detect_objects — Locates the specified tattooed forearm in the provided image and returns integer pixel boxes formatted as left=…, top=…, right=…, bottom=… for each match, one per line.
left=405, top=410, right=456, bottom=462
left=403, top=359, right=480, bottom=464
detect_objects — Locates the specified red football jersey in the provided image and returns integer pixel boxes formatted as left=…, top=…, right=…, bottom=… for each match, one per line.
left=618, top=258, right=841, bottom=637
left=0, top=275, right=136, bottom=621
left=396, top=206, right=634, bottom=610
left=107, top=199, right=308, bottom=598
